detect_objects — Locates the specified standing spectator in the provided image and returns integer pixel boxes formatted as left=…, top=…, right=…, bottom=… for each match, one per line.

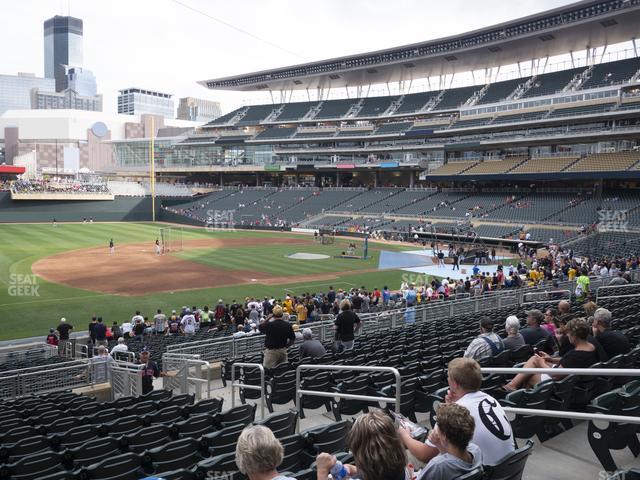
left=299, top=328, right=326, bottom=358
left=138, top=349, right=164, bottom=395
left=400, top=358, right=514, bottom=466
left=153, top=309, right=166, bottom=335
left=592, top=308, right=631, bottom=358
left=131, top=310, right=144, bottom=325
left=56, top=318, right=73, bottom=356
left=132, top=318, right=145, bottom=339
left=89, top=346, right=115, bottom=383
left=575, top=268, right=590, bottom=301
left=167, top=312, right=181, bottom=335
left=327, top=286, right=336, bottom=304
left=121, top=320, right=133, bottom=338
left=258, top=306, right=295, bottom=369
left=46, top=328, right=59, bottom=347
left=88, top=316, right=97, bottom=344
left=248, top=304, right=260, bottom=324
left=94, top=317, right=107, bottom=347
left=334, top=299, right=361, bottom=351
left=463, top=317, right=505, bottom=361
left=382, top=286, right=391, bottom=305
left=503, top=315, right=525, bottom=351
left=111, top=322, right=122, bottom=341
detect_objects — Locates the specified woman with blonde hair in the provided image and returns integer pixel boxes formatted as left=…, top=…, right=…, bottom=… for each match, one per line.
left=316, top=409, right=409, bottom=480
left=235, top=425, right=296, bottom=480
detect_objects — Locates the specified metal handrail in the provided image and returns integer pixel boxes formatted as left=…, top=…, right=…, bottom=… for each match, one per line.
left=521, top=289, right=572, bottom=304
left=501, top=407, right=640, bottom=425
left=231, top=362, right=265, bottom=419
left=162, top=353, right=213, bottom=400
left=481, top=367, right=640, bottom=376
left=295, top=364, right=401, bottom=432
left=596, top=282, right=640, bottom=303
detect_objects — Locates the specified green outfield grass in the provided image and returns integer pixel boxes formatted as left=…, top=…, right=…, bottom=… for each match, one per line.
left=0, top=223, right=412, bottom=341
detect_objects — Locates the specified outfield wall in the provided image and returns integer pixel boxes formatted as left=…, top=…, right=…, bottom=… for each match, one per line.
left=0, top=192, right=154, bottom=222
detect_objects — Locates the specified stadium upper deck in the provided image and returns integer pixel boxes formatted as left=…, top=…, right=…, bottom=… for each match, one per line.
left=200, top=0, right=640, bottom=91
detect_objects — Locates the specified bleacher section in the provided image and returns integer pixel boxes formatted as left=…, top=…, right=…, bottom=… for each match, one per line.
left=492, top=111, right=548, bottom=124
left=314, top=99, right=356, bottom=119
left=280, top=190, right=362, bottom=223
left=429, top=161, right=478, bottom=175
left=476, top=77, right=527, bottom=105
left=567, top=152, right=640, bottom=172
left=331, top=189, right=399, bottom=212
left=548, top=103, right=615, bottom=118
left=510, top=156, right=580, bottom=174
left=355, top=95, right=399, bottom=117
left=359, top=190, right=434, bottom=214
left=521, top=67, right=586, bottom=98
left=394, top=91, right=440, bottom=114
left=236, top=104, right=282, bottom=125
left=254, top=127, right=297, bottom=140
left=373, top=122, right=413, bottom=135
left=434, top=86, right=480, bottom=110
left=273, top=102, right=317, bottom=122
left=461, top=157, right=527, bottom=175
left=580, top=57, right=640, bottom=90
left=233, top=189, right=315, bottom=223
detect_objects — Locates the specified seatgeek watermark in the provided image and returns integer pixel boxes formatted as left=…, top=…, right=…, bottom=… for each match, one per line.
left=597, top=209, right=628, bottom=232
left=205, top=209, right=236, bottom=232
left=8, top=273, right=40, bottom=297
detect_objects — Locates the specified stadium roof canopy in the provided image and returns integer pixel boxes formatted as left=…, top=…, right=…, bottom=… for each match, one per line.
left=200, top=0, right=640, bottom=92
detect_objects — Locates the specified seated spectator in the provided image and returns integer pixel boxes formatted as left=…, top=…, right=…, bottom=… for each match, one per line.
left=417, top=403, right=483, bottom=480
left=111, top=321, right=121, bottom=341
left=88, top=346, right=115, bottom=383
left=400, top=357, right=513, bottom=466
left=583, top=300, right=599, bottom=318
left=520, top=309, right=553, bottom=353
left=110, top=337, right=128, bottom=356
left=542, top=308, right=560, bottom=336
left=557, top=300, right=574, bottom=323
left=503, top=315, right=525, bottom=351
left=235, top=425, right=296, bottom=480
left=316, top=409, right=409, bottom=480
left=608, top=271, right=628, bottom=286
left=504, top=319, right=599, bottom=391
left=299, top=328, right=326, bottom=358
left=592, top=308, right=631, bottom=358
left=463, top=317, right=504, bottom=361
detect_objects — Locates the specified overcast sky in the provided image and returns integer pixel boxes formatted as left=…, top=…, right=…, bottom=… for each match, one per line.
left=1, top=0, right=578, bottom=115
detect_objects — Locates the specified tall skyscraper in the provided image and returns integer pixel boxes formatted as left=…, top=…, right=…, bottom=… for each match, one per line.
left=43, top=15, right=83, bottom=92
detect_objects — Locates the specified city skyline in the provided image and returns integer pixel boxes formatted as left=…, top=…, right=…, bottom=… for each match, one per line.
left=2, top=0, right=577, bottom=116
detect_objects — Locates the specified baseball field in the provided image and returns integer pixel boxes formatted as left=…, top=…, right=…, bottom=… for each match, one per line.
left=0, top=222, right=413, bottom=341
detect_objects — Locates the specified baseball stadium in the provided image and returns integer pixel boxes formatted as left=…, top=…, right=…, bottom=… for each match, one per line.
left=1, top=1, right=640, bottom=480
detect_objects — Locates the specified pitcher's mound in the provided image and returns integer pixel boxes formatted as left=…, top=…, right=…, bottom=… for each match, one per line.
left=287, top=252, right=330, bottom=260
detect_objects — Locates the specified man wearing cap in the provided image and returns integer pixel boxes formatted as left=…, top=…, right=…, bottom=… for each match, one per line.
left=56, top=317, right=73, bottom=356
left=167, top=311, right=181, bottom=335
left=46, top=328, right=59, bottom=347
left=592, top=308, right=631, bottom=358
left=259, top=306, right=295, bottom=369
left=299, top=328, right=326, bottom=358
left=138, top=349, right=164, bottom=395
left=520, top=309, right=553, bottom=353
left=181, top=309, right=197, bottom=335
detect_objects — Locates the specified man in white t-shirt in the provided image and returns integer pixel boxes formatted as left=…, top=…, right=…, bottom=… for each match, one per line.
left=181, top=309, right=197, bottom=335
left=121, top=321, right=133, bottom=338
left=399, top=357, right=514, bottom=466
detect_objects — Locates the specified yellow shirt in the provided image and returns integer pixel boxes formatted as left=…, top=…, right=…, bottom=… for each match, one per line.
left=283, top=299, right=293, bottom=314
left=296, top=303, right=307, bottom=322
left=568, top=268, right=577, bottom=281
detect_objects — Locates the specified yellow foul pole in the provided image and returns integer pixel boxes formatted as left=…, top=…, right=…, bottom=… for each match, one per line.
left=150, top=116, right=156, bottom=222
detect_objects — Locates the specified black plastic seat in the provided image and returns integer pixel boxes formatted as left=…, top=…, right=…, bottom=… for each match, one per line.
left=380, top=378, right=418, bottom=422
left=45, top=416, right=84, bottom=434
left=587, top=384, right=640, bottom=472
left=147, top=405, right=186, bottom=425
left=188, top=397, right=224, bottom=416
left=141, top=389, right=172, bottom=403
left=200, top=423, right=245, bottom=456
left=142, top=438, right=207, bottom=474
left=298, top=372, right=333, bottom=419
left=483, top=439, right=534, bottom=480
left=51, top=424, right=100, bottom=450
left=196, top=452, right=245, bottom=480
left=331, top=375, right=374, bottom=421
left=509, top=344, right=533, bottom=365
left=265, top=370, right=297, bottom=413
left=302, top=420, right=351, bottom=456
left=0, top=450, right=64, bottom=480
left=173, top=413, right=217, bottom=439
left=278, top=434, right=312, bottom=472
left=0, top=435, right=51, bottom=463
left=99, top=415, right=145, bottom=437
left=123, top=424, right=173, bottom=454
left=253, top=410, right=298, bottom=439
left=134, top=400, right=157, bottom=416
left=503, top=381, right=554, bottom=440
left=77, top=452, right=143, bottom=480
left=216, top=403, right=257, bottom=429
left=158, top=393, right=195, bottom=410
left=83, top=407, right=119, bottom=425
left=61, top=436, right=121, bottom=469
left=0, top=425, right=41, bottom=444
left=154, top=468, right=197, bottom=480
left=456, top=467, right=484, bottom=479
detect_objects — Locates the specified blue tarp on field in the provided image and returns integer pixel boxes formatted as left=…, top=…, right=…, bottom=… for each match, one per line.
left=378, top=250, right=434, bottom=270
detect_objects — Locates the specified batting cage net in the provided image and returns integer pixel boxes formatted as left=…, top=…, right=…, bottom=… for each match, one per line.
left=159, top=226, right=183, bottom=253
